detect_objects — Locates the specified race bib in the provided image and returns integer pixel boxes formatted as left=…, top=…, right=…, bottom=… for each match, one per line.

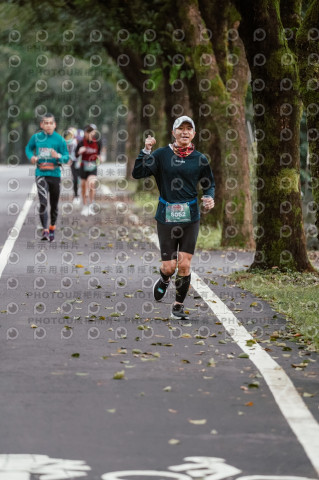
left=83, top=160, right=97, bottom=172
left=37, top=148, right=58, bottom=170
left=165, top=202, right=191, bottom=223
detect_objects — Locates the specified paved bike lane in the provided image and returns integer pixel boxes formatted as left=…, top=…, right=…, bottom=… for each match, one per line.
left=0, top=190, right=318, bottom=479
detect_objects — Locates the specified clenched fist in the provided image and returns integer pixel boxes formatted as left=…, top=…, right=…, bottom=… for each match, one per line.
left=145, top=135, right=156, bottom=151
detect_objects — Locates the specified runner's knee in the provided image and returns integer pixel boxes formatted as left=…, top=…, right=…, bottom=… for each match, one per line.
left=161, top=260, right=176, bottom=276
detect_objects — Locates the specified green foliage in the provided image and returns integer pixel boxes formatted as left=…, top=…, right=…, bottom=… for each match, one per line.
left=0, top=2, right=123, bottom=163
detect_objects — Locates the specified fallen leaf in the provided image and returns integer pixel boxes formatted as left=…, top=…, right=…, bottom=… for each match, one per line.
left=207, top=358, right=216, bottom=367
left=118, top=348, right=127, bottom=354
left=238, top=353, right=250, bottom=359
left=248, top=381, right=260, bottom=389
left=188, top=419, right=207, bottom=425
left=245, top=401, right=254, bottom=407
left=168, top=439, right=180, bottom=445
left=163, top=386, right=172, bottom=392
left=113, top=370, right=125, bottom=380
left=71, top=353, right=80, bottom=358
left=240, top=386, right=249, bottom=391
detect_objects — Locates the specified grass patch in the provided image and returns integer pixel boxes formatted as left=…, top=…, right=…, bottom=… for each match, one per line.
left=134, top=190, right=158, bottom=210
left=197, top=224, right=222, bottom=249
left=231, top=270, right=319, bottom=351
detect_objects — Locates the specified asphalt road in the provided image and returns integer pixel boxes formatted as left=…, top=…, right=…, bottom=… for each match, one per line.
left=0, top=165, right=318, bottom=480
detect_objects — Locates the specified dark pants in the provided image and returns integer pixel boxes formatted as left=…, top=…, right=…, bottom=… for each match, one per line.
left=71, top=162, right=80, bottom=196
left=36, top=176, right=61, bottom=229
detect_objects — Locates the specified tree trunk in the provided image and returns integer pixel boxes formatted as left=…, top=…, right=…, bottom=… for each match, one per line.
left=178, top=0, right=254, bottom=247
left=237, top=0, right=314, bottom=271
left=296, top=0, right=319, bottom=242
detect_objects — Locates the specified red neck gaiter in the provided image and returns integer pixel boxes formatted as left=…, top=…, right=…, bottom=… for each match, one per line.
left=172, top=142, right=195, bottom=158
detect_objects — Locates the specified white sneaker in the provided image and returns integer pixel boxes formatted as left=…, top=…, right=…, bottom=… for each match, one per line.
left=73, top=197, right=81, bottom=206
left=81, top=205, right=89, bottom=216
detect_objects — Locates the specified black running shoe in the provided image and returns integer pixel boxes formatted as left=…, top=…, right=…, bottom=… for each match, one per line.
left=171, top=303, right=189, bottom=320
left=153, top=277, right=169, bottom=302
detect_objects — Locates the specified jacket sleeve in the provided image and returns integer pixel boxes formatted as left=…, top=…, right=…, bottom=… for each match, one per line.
left=199, top=156, right=215, bottom=198
left=25, top=135, right=36, bottom=160
left=132, top=149, right=158, bottom=179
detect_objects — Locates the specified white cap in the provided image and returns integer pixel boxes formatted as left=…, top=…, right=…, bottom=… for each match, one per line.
left=172, top=116, right=195, bottom=131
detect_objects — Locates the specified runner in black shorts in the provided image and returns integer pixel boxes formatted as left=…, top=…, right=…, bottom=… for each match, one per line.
left=132, top=116, right=215, bottom=320
left=75, top=124, right=101, bottom=216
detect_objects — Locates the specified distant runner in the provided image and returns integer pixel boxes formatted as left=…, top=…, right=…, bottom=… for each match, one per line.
left=75, top=124, right=101, bottom=216
left=132, top=115, right=215, bottom=320
left=64, top=127, right=80, bottom=205
left=25, top=113, right=69, bottom=241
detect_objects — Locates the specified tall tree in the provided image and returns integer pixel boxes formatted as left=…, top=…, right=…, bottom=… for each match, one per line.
left=236, top=0, right=314, bottom=271
left=177, top=0, right=254, bottom=248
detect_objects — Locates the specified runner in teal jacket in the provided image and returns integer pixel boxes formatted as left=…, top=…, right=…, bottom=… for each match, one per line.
left=25, top=113, right=69, bottom=241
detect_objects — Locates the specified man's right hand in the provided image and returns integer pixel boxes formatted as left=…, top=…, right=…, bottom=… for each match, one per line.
left=31, top=156, right=38, bottom=164
left=145, top=135, right=156, bottom=151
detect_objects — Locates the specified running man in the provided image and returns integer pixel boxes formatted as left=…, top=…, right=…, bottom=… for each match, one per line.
left=132, top=115, right=215, bottom=320
left=25, top=113, right=69, bottom=241
left=75, top=124, right=101, bottom=216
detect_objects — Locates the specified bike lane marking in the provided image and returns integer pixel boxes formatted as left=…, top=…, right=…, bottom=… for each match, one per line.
left=147, top=232, right=319, bottom=476
left=0, top=183, right=36, bottom=280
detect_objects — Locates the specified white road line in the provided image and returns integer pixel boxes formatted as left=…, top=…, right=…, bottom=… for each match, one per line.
left=0, top=183, right=36, bottom=280
left=148, top=232, right=319, bottom=476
